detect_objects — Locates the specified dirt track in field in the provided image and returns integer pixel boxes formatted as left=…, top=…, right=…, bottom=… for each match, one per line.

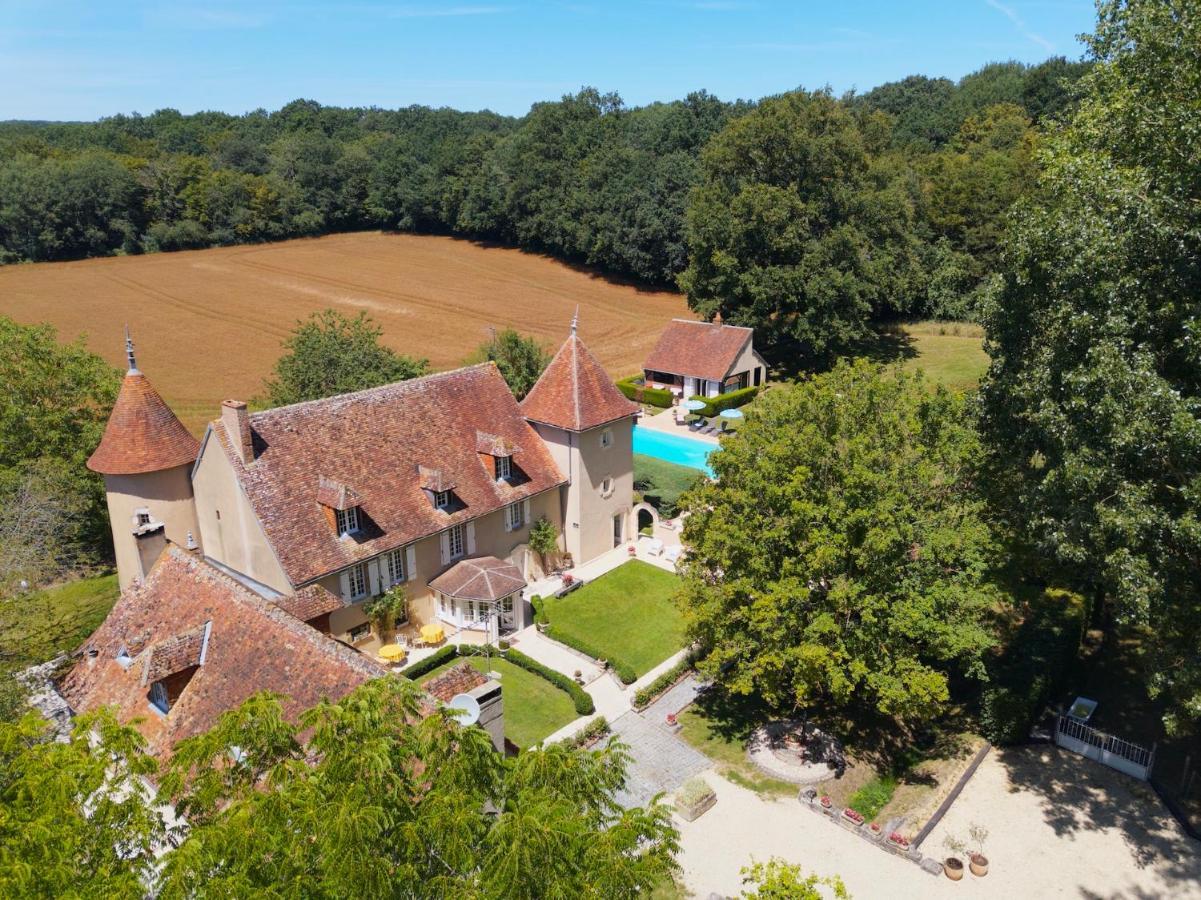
left=0, top=232, right=689, bottom=433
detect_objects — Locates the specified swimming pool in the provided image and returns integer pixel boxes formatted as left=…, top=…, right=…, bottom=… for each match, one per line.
left=632, top=426, right=715, bottom=477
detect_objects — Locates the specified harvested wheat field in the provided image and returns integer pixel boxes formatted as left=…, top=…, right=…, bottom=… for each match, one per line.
left=0, top=232, right=689, bottom=433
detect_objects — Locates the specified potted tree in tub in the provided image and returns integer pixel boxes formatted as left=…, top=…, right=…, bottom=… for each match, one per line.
left=968, top=823, right=989, bottom=877
left=365, top=586, right=406, bottom=647
left=941, top=835, right=966, bottom=882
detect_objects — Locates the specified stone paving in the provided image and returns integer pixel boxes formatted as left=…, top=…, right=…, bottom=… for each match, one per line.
left=643, top=673, right=704, bottom=723
left=609, top=710, right=712, bottom=809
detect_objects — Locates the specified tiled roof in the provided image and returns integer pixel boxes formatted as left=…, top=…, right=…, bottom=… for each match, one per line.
left=428, top=556, right=526, bottom=602
left=272, top=583, right=346, bottom=622
left=475, top=431, right=521, bottom=456
left=316, top=476, right=362, bottom=511
left=417, top=465, right=456, bottom=493
left=212, top=363, right=565, bottom=587
left=87, top=371, right=200, bottom=475
left=60, top=547, right=381, bottom=759
left=424, top=661, right=490, bottom=703
left=642, top=319, right=755, bottom=382
left=142, top=622, right=209, bottom=684
left=520, top=334, right=638, bottom=432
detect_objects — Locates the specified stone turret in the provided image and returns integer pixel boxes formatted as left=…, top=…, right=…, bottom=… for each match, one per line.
left=520, top=312, right=638, bottom=564
left=87, top=329, right=201, bottom=589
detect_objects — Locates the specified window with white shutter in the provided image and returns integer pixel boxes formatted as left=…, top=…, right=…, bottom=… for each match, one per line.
left=447, top=525, right=465, bottom=560
left=385, top=548, right=405, bottom=585
left=506, top=502, right=523, bottom=531
left=346, top=563, right=368, bottom=600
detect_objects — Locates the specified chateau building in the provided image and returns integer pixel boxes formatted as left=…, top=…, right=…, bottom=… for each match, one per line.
left=65, top=318, right=636, bottom=754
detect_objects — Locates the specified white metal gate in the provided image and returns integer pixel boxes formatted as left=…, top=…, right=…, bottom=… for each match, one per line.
left=1054, top=714, right=1155, bottom=781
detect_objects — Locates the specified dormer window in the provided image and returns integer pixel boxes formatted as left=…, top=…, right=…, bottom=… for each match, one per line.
left=495, top=455, right=512, bottom=481
left=149, top=680, right=170, bottom=714
left=435, top=490, right=451, bottom=510
left=136, top=511, right=152, bottom=527
left=335, top=506, right=361, bottom=537
left=115, top=647, right=133, bottom=669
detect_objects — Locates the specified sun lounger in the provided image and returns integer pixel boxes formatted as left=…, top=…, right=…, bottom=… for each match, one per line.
left=663, top=545, right=682, bottom=564
left=646, top=538, right=665, bottom=556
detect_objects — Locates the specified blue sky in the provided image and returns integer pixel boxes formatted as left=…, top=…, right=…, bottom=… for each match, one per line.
left=0, top=1, right=1097, bottom=121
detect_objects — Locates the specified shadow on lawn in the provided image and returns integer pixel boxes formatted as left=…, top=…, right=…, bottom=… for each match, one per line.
left=998, top=745, right=1201, bottom=887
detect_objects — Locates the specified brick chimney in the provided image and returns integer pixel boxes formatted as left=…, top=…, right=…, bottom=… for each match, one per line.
left=221, top=400, right=254, bottom=464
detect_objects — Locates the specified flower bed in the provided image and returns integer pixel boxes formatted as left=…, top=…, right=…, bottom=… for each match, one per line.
left=842, top=808, right=865, bottom=826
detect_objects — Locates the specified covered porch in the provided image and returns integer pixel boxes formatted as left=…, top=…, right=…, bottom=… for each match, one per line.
left=429, top=556, right=528, bottom=644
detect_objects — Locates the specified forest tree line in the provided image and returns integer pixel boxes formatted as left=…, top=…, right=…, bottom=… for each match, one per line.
left=0, top=58, right=1085, bottom=332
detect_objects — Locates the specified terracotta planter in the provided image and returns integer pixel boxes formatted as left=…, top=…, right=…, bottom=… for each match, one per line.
left=969, top=854, right=989, bottom=877
left=944, top=858, right=964, bottom=881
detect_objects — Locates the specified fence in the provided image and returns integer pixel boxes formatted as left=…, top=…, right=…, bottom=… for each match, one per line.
left=1054, top=714, right=1155, bottom=781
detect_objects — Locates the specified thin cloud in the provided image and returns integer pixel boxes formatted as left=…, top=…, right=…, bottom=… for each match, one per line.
left=148, top=6, right=271, bottom=30
left=985, top=0, right=1055, bottom=52
left=388, top=5, right=509, bottom=16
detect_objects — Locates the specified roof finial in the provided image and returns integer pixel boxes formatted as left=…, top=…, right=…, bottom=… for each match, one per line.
left=124, top=325, right=139, bottom=374
left=570, top=306, right=579, bottom=337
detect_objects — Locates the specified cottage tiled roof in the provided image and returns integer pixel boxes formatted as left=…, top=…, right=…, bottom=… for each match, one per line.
left=87, top=371, right=200, bottom=475
left=643, top=318, right=756, bottom=383
left=424, top=661, right=490, bottom=703
left=416, top=465, right=456, bottom=493
left=520, top=333, right=637, bottom=432
left=60, top=547, right=381, bottom=759
left=272, top=583, right=346, bottom=622
left=316, top=476, right=363, bottom=511
left=211, top=363, right=565, bottom=587
left=428, top=556, right=526, bottom=602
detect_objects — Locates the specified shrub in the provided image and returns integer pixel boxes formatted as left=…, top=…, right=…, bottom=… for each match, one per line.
left=561, top=715, right=610, bottom=748
left=847, top=775, right=897, bottom=820
left=506, top=648, right=596, bottom=715
left=676, top=777, right=715, bottom=806
left=541, top=626, right=637, bottom=684
left=616, top=375, right=673, bottom=408
left=687, top=385, right=759, bottom=418
left=632, top=656, right=693, bottom=709
left=980, top=587, right=1089, bottom=744
left=398, top=644, right=458, bottom=679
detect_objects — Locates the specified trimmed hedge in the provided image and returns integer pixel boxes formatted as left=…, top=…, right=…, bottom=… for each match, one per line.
left=617, top=375, right=673, bottom=408
left=980, top=587, right=1089, bottom=744
left=506, top=648, right=595, bottom=715
left=632, top=655, right=694, bottom=709
left=541, top=626, right=637, bottom=684
left=687, top=385, right=759, bottom=418
left=398, top=645, right=458, bottom=679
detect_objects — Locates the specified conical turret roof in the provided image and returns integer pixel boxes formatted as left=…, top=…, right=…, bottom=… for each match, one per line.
left=87, top=335, right=199, bottom=476
left=520, top=320, right=637, bottom=432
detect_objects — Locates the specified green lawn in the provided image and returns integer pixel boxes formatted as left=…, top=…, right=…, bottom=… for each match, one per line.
left=897, top=321, right=989, bottom=392
left=677, top=705, right=796, bottom=798
left=1, top=573, right=120, bottom=721
left=419, top=655, right=577, bottom=749
left=542, top=560, right=685, bottom=677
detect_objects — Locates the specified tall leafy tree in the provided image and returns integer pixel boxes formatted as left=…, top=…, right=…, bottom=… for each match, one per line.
left=679, top=361, right=998, bottom=721
left=263, top=309, right=428, bottom=406
left=679, top=90, right=922, bottom=363
left=476, top=328, right=551, bottom=400
left=979, top=0, right=1201, bottom=734
left=156, top=679, right=678, bottom=898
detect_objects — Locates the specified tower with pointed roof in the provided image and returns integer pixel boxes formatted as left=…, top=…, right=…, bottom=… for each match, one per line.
left=520, top=312, right=638, bottom=565
left=88, top=330, right=202, bottom=589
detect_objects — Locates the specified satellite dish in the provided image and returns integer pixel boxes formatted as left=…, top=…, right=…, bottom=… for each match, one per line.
left=447, top=693, right=481, bottom=727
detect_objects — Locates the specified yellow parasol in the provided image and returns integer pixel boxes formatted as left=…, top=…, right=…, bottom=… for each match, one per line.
left=378, top=644, right=406, bottom=663
left=420, top=623, right=445, bottom=644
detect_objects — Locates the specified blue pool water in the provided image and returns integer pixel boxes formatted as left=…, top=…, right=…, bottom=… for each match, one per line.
left=632, top=426, right=714, bottom=477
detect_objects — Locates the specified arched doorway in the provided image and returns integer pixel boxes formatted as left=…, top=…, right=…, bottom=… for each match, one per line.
left=631, top=502, right=659, bottom=537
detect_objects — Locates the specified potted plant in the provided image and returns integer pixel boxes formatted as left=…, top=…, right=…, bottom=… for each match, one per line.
left=364, top=586, right=406, bottom=645
left=967, top=823, right=990, bottom=877
left=888, top=831, right=910, bottom=851
left=528, top=517, right=559, bottom=574
left=867, top=822, right=883, bottom=839
left=942, top=835, right=966, bottom=881
left=842, top=807, right=865, bottom=826
left=819, top=795, right=832, bottom=810
left=665, top=712, right=678, bottom=726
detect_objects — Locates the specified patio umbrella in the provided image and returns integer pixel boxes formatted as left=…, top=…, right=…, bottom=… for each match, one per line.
left=719, top=408, right=744, bottom=420
left=421, top=623, right=445, bottom=644
left=378, top=644, right=406, bottom=662
left=682, top=399, right=707, bottom=412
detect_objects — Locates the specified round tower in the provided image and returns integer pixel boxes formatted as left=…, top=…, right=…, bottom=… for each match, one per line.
left=87, top=329, right=201, bottom=590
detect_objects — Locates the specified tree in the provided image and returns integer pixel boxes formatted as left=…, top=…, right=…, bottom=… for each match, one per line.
left=0, top=317, right=121, bottom=567
left=364, top=585, right=406, bottom=644
left=741, top=859, right=849, bottom=899
left=0, top=710, right=166, bottom=897
left=0, top=460, right=91, bottom=597
left=263, top=309, right=428, bottom=406
left=679, top=90, right=922, bottom=364
left=978, top=0, right=1201, bottom=734
left=678, top=361, right=998, bottom=721
left=476, top=328, right=551, bottom=400
left=528, top=517, right=560, bottom=573
left=157, top=679, right=678, bottom=898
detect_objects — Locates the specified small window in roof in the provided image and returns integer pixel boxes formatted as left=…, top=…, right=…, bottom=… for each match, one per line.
left=335, top=506, right=360, bottom=537
left=435, top=490, right=451, bottom=510
left=495, top=455, right=512, bottom=481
